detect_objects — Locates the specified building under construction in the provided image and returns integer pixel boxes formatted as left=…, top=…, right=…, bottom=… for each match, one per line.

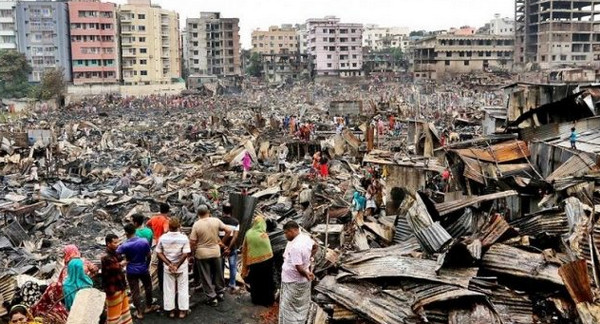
left=515, top=0, right=600, bottom=69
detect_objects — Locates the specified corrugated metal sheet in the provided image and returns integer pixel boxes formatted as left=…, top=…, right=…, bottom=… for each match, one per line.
left=392, top=282, right=486, bottom=312
left=435, top=190, right=519, bottom=216
left=340, top=252, right=478, bottom=288
left=509, top=211, right=568, bottom=236
left=394, top=213, right=416, bottom=243
left=546, top=152, right=599, bottom=181
left=461, top=156, right=532, bottom=184
left=470, top=279, right=533, bottom=324
left=477, top=214, right=515, bottom=247
left=481, top=244, right=563, bottom=285
left=452, top=140, right=530, bottom=163
left=414, top=222, right=452, bottom=253
left=230, top=193, right=258, bottom=249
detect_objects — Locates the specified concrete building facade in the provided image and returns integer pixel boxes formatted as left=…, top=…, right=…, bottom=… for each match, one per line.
left=296, top=24, right=309, bottom=54
left=261, top=53, right=312, bottom=83
left=488, top=13, right=514, bottom=36
left=251, top=25, right=298, bottom=54
left=118, top=0, right=180, bottom=85
left=306, top=16, right=363, bottom=77
left=363, top=24, right=409, bottom=51
left=412, top=34, right=514, bottom=80
left=0, top=0, right=16, bottom=50
left=515, top=0, right=600, bottom=69
left=15, top=1, right=72, bottom=82
left=68, top=0, right=119, bottom=85
left=185, top=12, right=241, bottom=77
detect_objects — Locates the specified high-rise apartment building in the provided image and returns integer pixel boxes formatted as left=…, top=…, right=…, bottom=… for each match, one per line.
left=306, top=16, right=363, bottom=77
left=296, top=24, right=309, bottom=54
left=184, top=12, right=241, bottom=76
left=118, top=0, right=180, bottom=85
left=515, top=0, right=600, bottom=69
left=15, top=1, right=72, bottom=82
left=251, top=25, right=298, bottom=54
left=488, top=14, right=514, bottom=36
left=363, top=24, right=409, bottom=51
left=0, top=0, right=16, bottom=50
left=68, top=0, right=118, bottom=85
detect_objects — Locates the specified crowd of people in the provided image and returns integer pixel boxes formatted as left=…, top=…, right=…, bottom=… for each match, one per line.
left=7, top=201, right=318, bottom=324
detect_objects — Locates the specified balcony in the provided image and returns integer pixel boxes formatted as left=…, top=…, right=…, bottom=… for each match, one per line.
left=121, top=28, right=134, bottom=34
left=122, top=51, right=136, bottom=57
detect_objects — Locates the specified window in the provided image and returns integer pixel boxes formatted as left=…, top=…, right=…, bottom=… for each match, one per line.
left=140, top=59, right=147, bottom=65
left=464, top=60, right=469, bottom=66
left=138, top=25, right=145, bottom=32
left=139, top=37, right=146, bottom=42
left=140, top=48, right=147, bottom=54
left=352, top=63, right=357, bottom=67
left=445, top=60, right=450, bottom=66
left=327, top=63, right=332, bottom=67
left=140, top=70, right=147, bottom=76
left=138, top=14, right=145, bottom=19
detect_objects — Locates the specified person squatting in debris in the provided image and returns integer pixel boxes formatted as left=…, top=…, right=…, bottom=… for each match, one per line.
left=156, top=217, right=191, bottom=319
left=101, top=234, right=133, bottom=324
left=112, top=170, right=132, bottom=195
left=30, top=245, right=98, bottom=324
left=219, top=203, right=240, bottom=292
left=279, top=221, right=317, bottom=324
left=117, top=223, right=157, bottom=319
left=190, top=204, right=233, bottom=306
left=241, top=215, right=275, bottom=307
left=9, top=305, right=42, bottom=324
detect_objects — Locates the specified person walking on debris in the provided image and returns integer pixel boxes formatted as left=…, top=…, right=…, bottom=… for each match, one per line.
left=101, top=234, right=133, bottom=324
left=147, top=203, right=170, bottom=291
left=319, top=156, right=329, bottom=178
left=352, top=191, right=367, bottom=223
left=117, top=223, right=156, bottom=319
left=279, top=221, right=317, bottom=324
left=31, top=245, right=97, bottom=323
left=189, top=205, right=232, bottom=306
left=278, top=144, right=288, bottom=172
left=113, top=170, right=132, bottom=195
left=312, top=151, right=321, bottom=175
left=242, top=151, right=252, bottom=180
left=570, top=127, right=578, bottom=149
left=62, top=258, right=93, bottom=311
left=132, top=213, right=153, bottom=245
left=241, top=215, right=275, bottom=307
left=219, top=203, right=240, bottom=291
left=156, top=218, right=191, bottom=319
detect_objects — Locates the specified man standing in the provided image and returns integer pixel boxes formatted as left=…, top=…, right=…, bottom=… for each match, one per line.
left=279, top=221, right=317, bottom=324
left=219, top=203, right=239, bottom=291
left=101, top=234, right=133, bottom=324
left=278, top=144, right=288, bottom=173
left=132, top=213, right=153, bottom=245
left=113, top=170, right=132, bottom=194
left=156, top=218, right=191, bottom=319
left=570, top=127, right=578, bottom=149
left=117, top=224, right=154, bottom=319
left=147, top=203, right=170, bottom=290
left=189, top=205, right=232, bottom=306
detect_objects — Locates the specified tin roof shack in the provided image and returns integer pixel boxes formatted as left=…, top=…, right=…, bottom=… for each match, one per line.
left=329, top=100, right=363, bottom=116
left=503, top=82, right=582, bottom=128
left=482, top=106, right=507, bottom=135
left=363, top=150, right=444, bottom=211
left=549, top=68, right=597, bottom=83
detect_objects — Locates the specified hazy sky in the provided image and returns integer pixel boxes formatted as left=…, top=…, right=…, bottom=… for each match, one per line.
left=114, top=0, right=514, bottom=49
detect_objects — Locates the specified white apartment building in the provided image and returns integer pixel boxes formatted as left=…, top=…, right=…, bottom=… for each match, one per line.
left=307, top=16, right=363, bottom=77
left=0, top=0, right=16, bottom=50
left=363, top=24, right=409, bottom=51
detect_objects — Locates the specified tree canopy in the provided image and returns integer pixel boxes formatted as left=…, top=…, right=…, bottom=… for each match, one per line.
left=246, top=52, right=262, bottom=77
left=0, top=50, right=32, bottom=99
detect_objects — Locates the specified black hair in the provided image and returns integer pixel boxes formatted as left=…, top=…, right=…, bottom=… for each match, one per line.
left=9, top=305, right=28, bottom=319
left=222, top=203, right=232, bottom=215
left=123, top=223, right=136, bottom=236
left=160, top=203, right=170, bottom=214
left=131, top=213, right=145, bottom=226
left=105, top=233, right=118, bottom=245
left=283, top=220, right=300, bottom=231
left=571, top=127, right=576, bottom=131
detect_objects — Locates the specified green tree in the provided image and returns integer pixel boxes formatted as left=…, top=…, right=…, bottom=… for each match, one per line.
left=31, top=68, right=66, bottom=104
left=0, top=50, right=32, bottom=99
left=246, top=52, right=262, bottom=77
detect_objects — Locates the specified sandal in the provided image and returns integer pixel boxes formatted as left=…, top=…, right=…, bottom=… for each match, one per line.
left=169, top=311, right=176, bottom=319
left=133, top=311, right=144, bottom=320
left=178, top=311, right=188, bottom=319
left=144, top=305, right=160, bottom=314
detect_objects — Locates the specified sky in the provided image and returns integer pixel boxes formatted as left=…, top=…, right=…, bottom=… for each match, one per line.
left=113, top=0, right=514, bottom=49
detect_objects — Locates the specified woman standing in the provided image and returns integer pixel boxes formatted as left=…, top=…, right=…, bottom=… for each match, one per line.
left=30, top=245, right=97, bottom=324
left=62, top=259, right=93, bottom=311
left=242, top=151, right=252, bottom=180
left=241, top=216, right=275, bottom=306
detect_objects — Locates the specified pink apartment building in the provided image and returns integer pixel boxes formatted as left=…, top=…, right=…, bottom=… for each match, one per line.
left=306, top=16, right=363, bottom=77
left=68, top=0, right=119, bottom=85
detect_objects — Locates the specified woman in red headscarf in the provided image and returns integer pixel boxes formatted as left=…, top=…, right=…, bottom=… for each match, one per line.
left=30, top=245, right=98, bottom=324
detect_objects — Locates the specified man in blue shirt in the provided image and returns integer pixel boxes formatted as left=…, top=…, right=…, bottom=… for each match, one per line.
left=570, top=127, right=578, bottom=149
left=117, top=223, right=156, bottom=319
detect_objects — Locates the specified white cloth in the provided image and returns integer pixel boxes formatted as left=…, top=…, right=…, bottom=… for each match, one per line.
left=163, top=265, right=189, bottom=311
